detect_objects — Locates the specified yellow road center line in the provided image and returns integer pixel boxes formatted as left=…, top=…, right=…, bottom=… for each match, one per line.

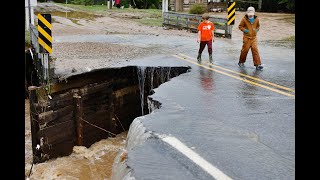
left=172, top=55, right=295, bottom=98
left=178, top=53, right=295, bottom=93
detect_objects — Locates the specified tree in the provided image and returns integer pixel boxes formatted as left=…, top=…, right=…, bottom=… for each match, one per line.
left=278, top=0, right=295, bottom=12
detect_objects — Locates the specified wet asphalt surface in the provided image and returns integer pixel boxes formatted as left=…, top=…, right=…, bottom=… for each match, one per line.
left=53, top=33, right=295, bottom=180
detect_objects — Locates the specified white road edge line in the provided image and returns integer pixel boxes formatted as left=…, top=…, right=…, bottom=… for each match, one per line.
left=161, top=136, right=233, bottom=180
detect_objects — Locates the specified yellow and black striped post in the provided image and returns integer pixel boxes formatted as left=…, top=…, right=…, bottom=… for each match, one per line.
left=38, top=14, right=52, bottom=54
left=227, top=1, right=236, bottom=25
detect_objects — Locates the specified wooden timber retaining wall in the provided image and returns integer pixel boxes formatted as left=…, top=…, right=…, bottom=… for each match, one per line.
left=28, top=66, right=190, bottom=163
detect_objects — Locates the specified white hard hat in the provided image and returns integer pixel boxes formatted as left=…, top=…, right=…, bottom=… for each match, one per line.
left=247, top=6, right=255, bottom=16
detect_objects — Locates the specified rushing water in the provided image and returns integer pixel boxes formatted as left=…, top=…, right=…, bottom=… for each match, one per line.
left=136, top=66, right=172, bottom=116
left=137, top=66, right=147, bottom=116
left=25, top=99, right=128, bottom=180
left=25, top=66, right=177, bottom=179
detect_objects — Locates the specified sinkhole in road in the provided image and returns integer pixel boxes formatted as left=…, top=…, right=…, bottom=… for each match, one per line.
left=26, top=62, right=190, bottom=163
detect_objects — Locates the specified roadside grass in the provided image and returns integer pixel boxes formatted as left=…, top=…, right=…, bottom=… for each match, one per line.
left=56, top=3, right=163, bottom=26
left=58, top=3, right=108, bottom=13
left=265, top=35, right=295, bottom=49
left=277, top=15, right=295, bottom=24
left=25, top=26, right=31, bottom=48
left=282, top=35, right=295, bottom=41
left=134, top=17, right=163, bottom=27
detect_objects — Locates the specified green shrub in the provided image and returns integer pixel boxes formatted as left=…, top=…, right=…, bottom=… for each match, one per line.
left=189, top=3, right=206, bottom=14
left=68, top=0, right=94, bottom=5
left=25, top=29, right=31, bottom=47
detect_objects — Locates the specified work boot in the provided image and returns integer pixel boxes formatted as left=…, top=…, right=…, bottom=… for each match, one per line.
left=238, top=62, right=244, bottom=67
left=209, top=54, right=213, bottom=63
left=255, top=64, right=263, bottom=70
left=197, top=54, right=202, bottom=63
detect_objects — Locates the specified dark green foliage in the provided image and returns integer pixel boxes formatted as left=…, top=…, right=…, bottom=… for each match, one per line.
left=68, top=0, right=94, bottom=5
left=278, top=0, right=295, bottom=13
left=121, top=0, right=130, bottom=8
left=93, top=0, right=107, bottom=4
left=130, top=0, right=160, bottom=9
left=260, top=0, right=279, bottom=12
left=233, top=0, right=295, bottom=13
left=189, top=3, right=206, bottom=14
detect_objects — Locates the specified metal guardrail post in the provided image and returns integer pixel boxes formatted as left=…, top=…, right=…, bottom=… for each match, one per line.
left=225, top=25, right=233, bottom=39
left=28, top=14, right=54, bottom=88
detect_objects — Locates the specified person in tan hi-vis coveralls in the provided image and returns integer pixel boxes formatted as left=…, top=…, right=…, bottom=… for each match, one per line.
left=238, top=6, right=263, bottom=70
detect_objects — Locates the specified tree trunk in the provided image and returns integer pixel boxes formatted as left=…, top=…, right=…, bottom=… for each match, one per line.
left=175, top=0, right=183, bottom=12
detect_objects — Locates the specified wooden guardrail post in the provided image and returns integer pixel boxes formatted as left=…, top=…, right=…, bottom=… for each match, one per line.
left=28, top=86, right=42, bottom=163
left=73, top=94, right=84, bottom=146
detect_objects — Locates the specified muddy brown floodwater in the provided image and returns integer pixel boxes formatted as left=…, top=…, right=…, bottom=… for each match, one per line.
left=25, top=101, right=128, bottom=179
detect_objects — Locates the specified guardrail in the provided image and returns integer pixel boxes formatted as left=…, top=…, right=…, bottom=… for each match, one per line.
left=27, top=24, right=55, bottom=87
left=30, top=25, right=39, bottom=53
left=163, top=12, right=233, bottom=38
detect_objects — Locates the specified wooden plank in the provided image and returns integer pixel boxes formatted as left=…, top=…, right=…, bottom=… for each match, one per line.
left=83, top=110, right=109, bottom=124
left=42, top=112, right=74, bottom=129
left=79, top=81, right=112, bottom=96
left=74, top=95, right=84, bottom=146
left=38, top=105, right=74, bottom=124
left=28, top=86, right=42, bottom=163
left=41, top=138, right=75, bottom=161
left=50, top=98, right=74, bottom=110
left=82, top=93, right=109, bottom=104
left=48, top=67, right=136, bottom=94
left=83, top=104, right=111, bottom=116
left=113, top=85, right=139, bottom=98
left=51, top=90, right=73, bottom=101
left=39, top=120, right=75, bottom=145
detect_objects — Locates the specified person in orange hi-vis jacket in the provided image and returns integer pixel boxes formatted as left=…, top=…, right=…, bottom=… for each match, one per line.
left=238, top=6, right=263, bottom=70
left=197, top=13, right=215, bottom=64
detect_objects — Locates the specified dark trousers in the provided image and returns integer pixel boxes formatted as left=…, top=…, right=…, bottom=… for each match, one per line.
left=198, top=40, right=212, bottom=55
